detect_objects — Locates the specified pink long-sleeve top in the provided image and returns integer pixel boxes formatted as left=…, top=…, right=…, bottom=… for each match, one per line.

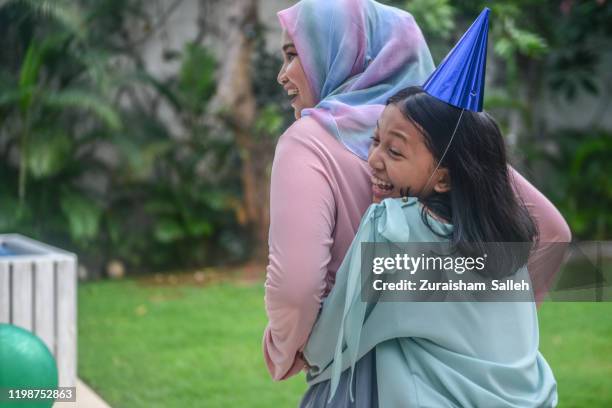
left=262, top=116, right=571, bottom=381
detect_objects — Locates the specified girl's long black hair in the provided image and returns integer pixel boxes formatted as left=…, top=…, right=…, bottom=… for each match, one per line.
left=387, top=86, right=538, bottom=278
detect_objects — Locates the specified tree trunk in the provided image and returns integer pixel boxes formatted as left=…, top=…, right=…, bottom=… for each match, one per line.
left=207, top=0, right=271, bottom=262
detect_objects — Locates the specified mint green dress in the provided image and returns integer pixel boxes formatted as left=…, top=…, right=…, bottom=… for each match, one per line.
left=302, top=197, right=558, bottom=407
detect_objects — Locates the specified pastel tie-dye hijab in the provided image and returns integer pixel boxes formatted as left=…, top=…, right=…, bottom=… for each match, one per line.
left=278, top=0, right=435, bottom=160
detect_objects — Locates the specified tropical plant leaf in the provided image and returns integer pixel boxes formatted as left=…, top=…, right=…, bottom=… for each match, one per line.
left=405, top=0, right=455, bottom=40
left=26, top=129, right=72, bottom=179
left=43, top=89, right=121, bottom=129
left=178, top=43, right=216, bottom=112
left=60, top=189, right=102, bottom=241
left=5, top=0, right=85, bottom=38
left=0, top=87, right=31, bottom=107
left=77, top=49, right=115, bottom=93
left=144, top=199, right=177, bottom=216
left=0, top=187, right=22, bottom=231
left=185, top=219, right=213, bottom=237
left=113, top=139, right=173, bottom=182
left=18, top=41, right=43, bottom=111
left=127, top=71, right=182, bottom=110
left=154, top=218, right=185, bottom=243
left=254, top=104, right=283, bottom=136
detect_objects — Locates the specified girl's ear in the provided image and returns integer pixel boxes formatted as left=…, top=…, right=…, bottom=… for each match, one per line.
left=433, top=168, right=451, bottom=193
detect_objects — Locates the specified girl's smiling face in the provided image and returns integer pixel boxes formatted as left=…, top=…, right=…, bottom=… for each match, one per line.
left=277, top=30, right=317, bottom=120
left=368, top=104, right=450, bottom=203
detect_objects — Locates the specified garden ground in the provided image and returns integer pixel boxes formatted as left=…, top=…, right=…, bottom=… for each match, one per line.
left=78, top=269, right=612, bottom=408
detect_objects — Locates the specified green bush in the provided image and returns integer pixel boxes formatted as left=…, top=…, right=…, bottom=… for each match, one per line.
left=525, top=129, right=612, bottom=239
left=0, top=1, right=249, bottom=274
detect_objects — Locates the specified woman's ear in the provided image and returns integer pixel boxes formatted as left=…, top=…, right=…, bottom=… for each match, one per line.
left=433, top=168, right=450, bottom=193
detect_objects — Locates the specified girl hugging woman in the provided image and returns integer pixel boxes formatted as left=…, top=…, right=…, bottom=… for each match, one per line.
left=263, top=1, right=568, bottom=407
left=299, top=87, right=557, bottom=407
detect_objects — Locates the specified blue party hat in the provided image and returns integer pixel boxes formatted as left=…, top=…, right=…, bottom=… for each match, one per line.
left=423, top=7, right=490, bottom=112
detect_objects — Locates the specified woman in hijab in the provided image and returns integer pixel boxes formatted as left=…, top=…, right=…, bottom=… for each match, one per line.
left=262, top=0, right=570, bottom=406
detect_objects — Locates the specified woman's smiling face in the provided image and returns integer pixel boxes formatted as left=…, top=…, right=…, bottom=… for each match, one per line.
left=277, top=30, right=317, bottom=120
left=368, top=104, right=449, bottom=203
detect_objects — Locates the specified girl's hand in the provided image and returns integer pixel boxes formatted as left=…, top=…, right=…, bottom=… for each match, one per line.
left=298, top=351, right=312, bottom=371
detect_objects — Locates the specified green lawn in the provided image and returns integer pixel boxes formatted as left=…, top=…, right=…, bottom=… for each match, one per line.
left=78, top=277, right=612, bottom=408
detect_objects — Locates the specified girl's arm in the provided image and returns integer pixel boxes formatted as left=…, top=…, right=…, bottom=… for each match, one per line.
left=509, top=166, right=572, bottom=305
left=263, top=125, right=336, bottom=381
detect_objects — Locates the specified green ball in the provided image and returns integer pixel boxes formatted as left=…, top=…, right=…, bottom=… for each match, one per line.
left=0, top=324, right=58, bottom=408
